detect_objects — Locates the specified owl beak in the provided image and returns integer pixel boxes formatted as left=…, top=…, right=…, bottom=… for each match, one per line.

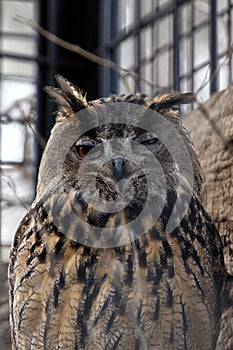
left=111, top=157, right=127, bottom=181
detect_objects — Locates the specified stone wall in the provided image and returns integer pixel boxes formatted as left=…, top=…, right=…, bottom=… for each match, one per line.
left=0, top=261, right=11, bottom=350
left=184, top=84, right=233, bottom=349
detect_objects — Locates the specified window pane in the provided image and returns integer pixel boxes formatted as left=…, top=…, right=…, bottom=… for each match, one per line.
left=119, top=0, right=135, bottom=30
left=180, top=37, right=191, bottom=75
left=158, top=16, right=172, bottom=48
left=1, top=35, right=36, bottom=56
left=1, top=123, right=26, bottom=163
left=0, top=79, right=35, bottom=112
left=141, top=0, right=152, bottom=18
left=141, top=63, right=152, bottom=95
left=180, top=77, right=192, bottom=93
left=1, top=166, right=34, bottom=245
left=217, top=0, right=228, bottom=12
left=194, top=27, right=209, bottom=67
left=119, top=37, right=136, bottom=69
left=180, top=3, right=192, bottom=34
left=1, top=204, right=27, bottom=245
left=1, top=0, right=36, bottom=34
left=119, top=75, right=136, bottom=94
left=140, top=26, right=152, bottom=60
left=154, top=50, right=171, bottom=87
left=194, top=1, right=209, bottom=26
left=219, top=64, right=230, bottom=90
left=217, top=14, right=229, bottom=55
left=158, top=0, right=171, bottom=6
left=1, top=57, right=36, bottom=78
left=194, top=66, right=210, bottom=100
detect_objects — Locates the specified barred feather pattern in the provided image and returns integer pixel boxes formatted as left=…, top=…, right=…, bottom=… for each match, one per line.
left=9, top=193, right=224, bottom=349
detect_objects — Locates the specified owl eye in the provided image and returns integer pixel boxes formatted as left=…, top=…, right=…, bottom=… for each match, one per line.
left=141, top=137, right=159, bottom=146
left=75, top=144, right=95, bottom=158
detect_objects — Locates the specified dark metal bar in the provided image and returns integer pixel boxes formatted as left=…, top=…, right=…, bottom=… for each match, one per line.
left=210, top=0, right=218, bottom=94
left=0, top=52, right=36, bottom=61
left=36, top=0, right=51, bottom=178
left=110, top=0, right=120, bottom=94
left=227, top=0, right=232, bottom=82
left=36, top=0, right=100, bottom=175
left=151, top=1, right=157, bottom=96
left=173, top=0, right=180, bottom=91
left=135, top=0, right=141, bottom=92
left=0, top=0, right=3, bottom=256
left=0, top=52, right=90, bottom=68
left=4, top=0, right=35, bottom=2
left=0, top=74, right=35, bottom=83
left=106, top=0, right=187, bottom=51
left=99, top=0, right=112, bottom=96
left=190, top=1, right=195, bottom=94
left=0, top=32, right=36, bottom=39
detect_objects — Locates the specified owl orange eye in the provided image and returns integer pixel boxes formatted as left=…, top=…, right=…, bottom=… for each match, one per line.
left=75, top=145, right=94, bottom=158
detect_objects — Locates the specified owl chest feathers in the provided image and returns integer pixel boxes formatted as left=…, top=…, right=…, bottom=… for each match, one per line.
left=9, top=197, right=224, bottom=350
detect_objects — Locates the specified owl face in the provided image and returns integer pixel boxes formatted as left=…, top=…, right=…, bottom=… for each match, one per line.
left=39, top=75, right=198, bottom=246
left=62, top=121, right=180, bottom=227
left=62, top=124, right=145, bottom=224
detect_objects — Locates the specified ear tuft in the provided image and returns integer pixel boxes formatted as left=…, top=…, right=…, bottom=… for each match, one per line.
left=44, top=75, right=88, bottom=120
left=148, top=92, right=195, bottom=112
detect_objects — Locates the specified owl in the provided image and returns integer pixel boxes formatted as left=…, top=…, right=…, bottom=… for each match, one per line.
left=8, top=75, right=225, bottom=349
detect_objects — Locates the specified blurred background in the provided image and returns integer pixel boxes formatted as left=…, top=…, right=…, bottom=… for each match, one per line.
left=1, top=0, right=233, bottom=266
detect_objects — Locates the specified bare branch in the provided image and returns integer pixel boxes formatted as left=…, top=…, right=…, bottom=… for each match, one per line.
left=16, top=103, right=47, bottom=149
left=195, top=44, right=233, bottom=95
left=24, top=117, right=47, bottom=149
left=1, top=176, right=29, bottom=210
left=196, top=99, right=233, bottom=156
left=0, top=95, right=35, bottom=124
left=9, top=15, right=233, bottom=160
left=0, top=94, right=46, bottom=149
left=14, top=15, right=166, bottom=91
left=193, top=44, right=233, bottom=156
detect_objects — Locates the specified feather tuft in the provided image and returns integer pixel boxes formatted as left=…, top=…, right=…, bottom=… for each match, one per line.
left=44, top=75, right=88, bottom=121
left=148, top=92, right=195, bottom=112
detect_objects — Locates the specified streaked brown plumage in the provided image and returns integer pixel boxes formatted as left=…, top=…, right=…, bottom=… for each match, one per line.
left=9, top=75, right=225, bottom=349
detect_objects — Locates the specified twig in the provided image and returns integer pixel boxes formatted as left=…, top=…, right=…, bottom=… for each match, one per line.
left=1, top=176, right=29, bottom=210
left=14, top=15, right=165, bottom=91
left=16, top=102, right=46, bottom=149
left=193, top=43, right=233, bottom=157
left=12, top=14, right=233, bottom=159
left=196, top=99, right=233, bottom=155
left=0, top=95, right=35, bottom=124
left=195, top=44, right=233, bottom=95
left=0, top=94, right=46, bottom=149
left=24, top=116, right=47, bottom=149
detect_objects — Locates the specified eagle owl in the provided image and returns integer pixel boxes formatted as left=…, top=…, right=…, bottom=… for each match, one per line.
left=9, top=75, right=225, bottom=349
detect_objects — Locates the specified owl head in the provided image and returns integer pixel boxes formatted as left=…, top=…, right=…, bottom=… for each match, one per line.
left=37, top=75, right=200, bottom=247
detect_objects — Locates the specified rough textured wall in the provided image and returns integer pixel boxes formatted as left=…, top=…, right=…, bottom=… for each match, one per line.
left=184, top=85, right=233, bottom=275
left=184, top=84, right=233, bottom=350
left=0, top=261, right=11, bottom=350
